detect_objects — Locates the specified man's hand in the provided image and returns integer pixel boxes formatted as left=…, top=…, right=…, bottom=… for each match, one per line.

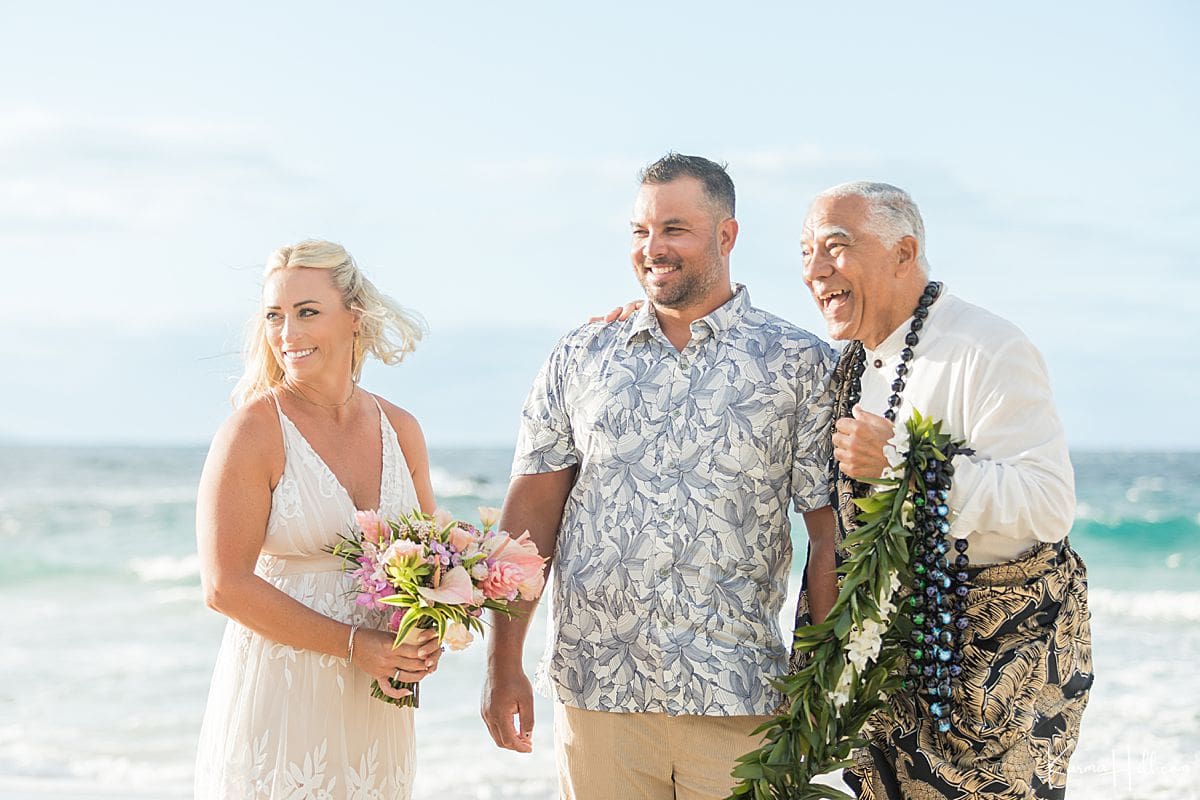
left=832, top=405, right=894, bottom=480
left=481, top=662, right=535, bottom=753
left=587, top=299, right=644, bottom=324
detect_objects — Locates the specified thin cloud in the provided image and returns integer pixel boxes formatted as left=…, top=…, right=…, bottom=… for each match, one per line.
left=0, top=109, right=320, bottom=234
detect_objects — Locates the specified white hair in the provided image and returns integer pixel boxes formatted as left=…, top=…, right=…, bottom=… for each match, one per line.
left=815, top=181, right=930, bottom=273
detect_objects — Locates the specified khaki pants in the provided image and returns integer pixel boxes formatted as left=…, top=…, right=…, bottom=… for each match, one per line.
left=554, top=703, right=771, bottom=800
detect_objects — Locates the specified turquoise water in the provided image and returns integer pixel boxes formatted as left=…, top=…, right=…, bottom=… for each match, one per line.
left=0, top=447, right=1197, bottom=799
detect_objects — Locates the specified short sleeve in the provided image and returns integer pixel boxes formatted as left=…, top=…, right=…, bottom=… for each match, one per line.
left=511, top=342, right=579, bottom=476
left=791, top=339, right=838, bottom=512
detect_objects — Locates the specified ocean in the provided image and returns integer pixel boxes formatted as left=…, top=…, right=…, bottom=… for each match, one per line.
left=0, top=446, right=1196, bottom=799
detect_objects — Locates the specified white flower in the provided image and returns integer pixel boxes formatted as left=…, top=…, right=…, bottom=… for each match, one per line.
left=845, top=618, right=886, bottom=673
left=886, top=424, right=909, bottom=464
left=877, top=571, right=901, bottom=618
left=880, top=423, right=909, bottom=480
left=477, top=506, right=501, bottom=530
left=828, top=662, right=855, bottom=709
left=443, top=620, right=475, bottom=651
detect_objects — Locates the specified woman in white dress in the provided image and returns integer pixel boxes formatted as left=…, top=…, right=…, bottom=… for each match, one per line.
left=195, top=240, right=442, bottom=799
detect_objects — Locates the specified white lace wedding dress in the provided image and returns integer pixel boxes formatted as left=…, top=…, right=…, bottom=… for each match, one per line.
left=195, top=396, right=419, bottom=799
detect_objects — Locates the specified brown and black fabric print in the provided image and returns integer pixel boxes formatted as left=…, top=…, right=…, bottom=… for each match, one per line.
left=790, top=344, right=1095, bottom=800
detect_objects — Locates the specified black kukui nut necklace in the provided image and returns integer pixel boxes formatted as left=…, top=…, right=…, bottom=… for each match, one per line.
left=844, top=281, right=974, bottom=735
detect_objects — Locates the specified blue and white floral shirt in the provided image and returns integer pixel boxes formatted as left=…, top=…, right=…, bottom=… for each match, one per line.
left=513, top=285, right=837, bottom=716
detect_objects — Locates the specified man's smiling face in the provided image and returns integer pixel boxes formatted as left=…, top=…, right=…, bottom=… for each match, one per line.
left=630, top=176, right=727, bottom=312
left=801, top=194, right=907, bottom=348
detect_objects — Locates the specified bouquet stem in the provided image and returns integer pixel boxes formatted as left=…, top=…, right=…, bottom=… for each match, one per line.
left=371, top=677, right=420, bottom=708
left=370, top=617, right=437, bottom=709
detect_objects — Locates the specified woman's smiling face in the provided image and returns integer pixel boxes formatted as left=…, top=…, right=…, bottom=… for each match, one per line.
left=262, top=267, right=359, bottom=382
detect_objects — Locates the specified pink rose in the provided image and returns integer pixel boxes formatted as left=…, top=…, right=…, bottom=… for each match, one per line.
left=483, top=530, right=546, bottom=600
left=479, top=560, right=524, bottom=601
left=447, top=525, right=477, bottom=553
left=383, top=539, right=422, bottom=560
left=355, top=509, right=390, bottom=545
left=443, top=620, right=474, bottom=652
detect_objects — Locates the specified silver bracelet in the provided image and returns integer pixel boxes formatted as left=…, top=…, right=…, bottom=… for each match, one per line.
left=346, top=623, right=360, bottom=664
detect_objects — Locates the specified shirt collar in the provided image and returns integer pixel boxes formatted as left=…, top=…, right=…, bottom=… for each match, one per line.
left=626, top=283, right=750, bottom=345
left=865, top=284, right=951, bottom=361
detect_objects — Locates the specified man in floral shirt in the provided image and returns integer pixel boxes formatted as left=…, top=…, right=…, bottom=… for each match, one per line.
left=481, top=153, right=839, bottom=799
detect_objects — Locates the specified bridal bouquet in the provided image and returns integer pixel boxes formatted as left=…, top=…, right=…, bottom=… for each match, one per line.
left=329, top=506, right=545, bottom=707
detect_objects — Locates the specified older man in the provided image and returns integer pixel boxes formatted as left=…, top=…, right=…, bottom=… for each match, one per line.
left=481, top=154, right=839, bottom=799
left=793, top=182, right=1093, bottom=799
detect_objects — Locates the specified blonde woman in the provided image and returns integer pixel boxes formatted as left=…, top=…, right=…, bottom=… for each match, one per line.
left=195, top=240, right=442, bottom=798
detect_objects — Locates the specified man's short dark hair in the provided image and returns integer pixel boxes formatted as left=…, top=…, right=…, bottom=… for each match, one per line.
left=638, top=152, right=735, bottom=219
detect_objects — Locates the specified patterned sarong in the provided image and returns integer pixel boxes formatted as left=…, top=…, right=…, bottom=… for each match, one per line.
left=790, top=343, right=1094, bottom=800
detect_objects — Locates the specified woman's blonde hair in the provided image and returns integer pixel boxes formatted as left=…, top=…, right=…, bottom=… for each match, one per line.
left=232, top=239, right=426, bottom=407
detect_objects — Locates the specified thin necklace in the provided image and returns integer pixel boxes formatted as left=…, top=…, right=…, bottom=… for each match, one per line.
left=286, top=381, right=357, bottom=409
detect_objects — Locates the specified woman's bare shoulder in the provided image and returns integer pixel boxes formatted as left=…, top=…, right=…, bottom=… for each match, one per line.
left=372, top=395, right=422, bottom=436
left=208, top=394, right=285, bottom=472
left=372, top=394, right=428, bottom=457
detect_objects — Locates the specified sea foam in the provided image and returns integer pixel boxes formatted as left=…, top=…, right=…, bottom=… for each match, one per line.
left=1088, top=588, right=1200, bottom=623
left=129, top=553, right=200, bottom=582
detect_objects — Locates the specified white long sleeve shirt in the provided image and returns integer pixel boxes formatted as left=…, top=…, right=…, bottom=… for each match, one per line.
left=859, top=291, right=1075, bottom=565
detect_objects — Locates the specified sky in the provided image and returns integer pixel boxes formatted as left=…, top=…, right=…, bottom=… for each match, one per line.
left=1, top=1, right=1197, bottom=449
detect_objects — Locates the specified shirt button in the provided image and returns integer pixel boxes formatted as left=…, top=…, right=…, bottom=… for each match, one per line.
left=873, top=358, right=883, bottom=368
left=658, top=566, right=670, bottom=578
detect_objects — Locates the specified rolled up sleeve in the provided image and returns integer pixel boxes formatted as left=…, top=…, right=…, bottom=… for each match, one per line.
left=791, top=341, right=838, bottom=513
left=512, top=344, right=579, bottom=476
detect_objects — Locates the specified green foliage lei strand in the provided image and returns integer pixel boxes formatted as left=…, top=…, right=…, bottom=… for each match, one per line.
left=729, top=410, right=970, bottom=800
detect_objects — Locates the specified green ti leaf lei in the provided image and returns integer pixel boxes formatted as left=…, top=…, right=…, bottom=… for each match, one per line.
left=729, top=409, right=968, bottom=800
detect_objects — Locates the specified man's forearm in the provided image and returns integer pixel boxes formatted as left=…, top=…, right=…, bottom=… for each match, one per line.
left=802, top=505, right=838, bottom=623
left=487, top=468, right=576, bottom=668
left=806, top=536, right=837, bottom=623
left=488, top=598, right=539, bottom=668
